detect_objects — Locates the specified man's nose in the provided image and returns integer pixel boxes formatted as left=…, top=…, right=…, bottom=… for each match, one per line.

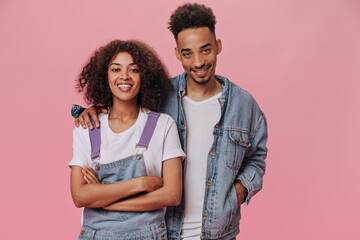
left=193, top=53, right=205, bottom=68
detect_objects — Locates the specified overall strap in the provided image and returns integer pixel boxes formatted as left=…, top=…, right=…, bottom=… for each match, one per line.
left=89, top=118, right=101, bottom=160
left=136, top=112, right=160, bottom=157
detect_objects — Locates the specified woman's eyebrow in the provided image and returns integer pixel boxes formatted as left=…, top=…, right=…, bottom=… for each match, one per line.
left=110, top=62, right=137, bottom=66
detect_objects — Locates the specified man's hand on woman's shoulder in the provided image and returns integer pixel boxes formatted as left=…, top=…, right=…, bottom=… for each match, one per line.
left=74, top=106, right=108, bottom=129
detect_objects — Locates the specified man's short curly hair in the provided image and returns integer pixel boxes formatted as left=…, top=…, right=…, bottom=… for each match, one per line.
left=168, top=3, right=216, bottom=39
left=77, top=40, right=171, bottom=111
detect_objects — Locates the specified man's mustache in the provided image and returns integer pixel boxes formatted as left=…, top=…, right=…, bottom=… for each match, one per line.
left=190, top=64, right=211, bottom=71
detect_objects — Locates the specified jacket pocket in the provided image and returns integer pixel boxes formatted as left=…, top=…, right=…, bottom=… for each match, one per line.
left=225, top=129, right=251, bottom=170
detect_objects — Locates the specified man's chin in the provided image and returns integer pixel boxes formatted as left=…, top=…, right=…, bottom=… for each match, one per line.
left=191, top=75, right=211, bottom=85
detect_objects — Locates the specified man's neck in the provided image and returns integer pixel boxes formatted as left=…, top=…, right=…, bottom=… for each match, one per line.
left=185, top=76, right=222, bottom=101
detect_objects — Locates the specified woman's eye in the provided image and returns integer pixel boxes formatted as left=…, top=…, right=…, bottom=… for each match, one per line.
left=130, top=69, right=139, bottom=73
left=111, top=68, right=120, bottom=72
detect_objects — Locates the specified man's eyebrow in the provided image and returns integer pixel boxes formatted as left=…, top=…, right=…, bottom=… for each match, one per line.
left=180, top=43, right=212, bottom=53
left=180, top=48, right=191, bottom=53
left=200, top=43, right=212, bottom=49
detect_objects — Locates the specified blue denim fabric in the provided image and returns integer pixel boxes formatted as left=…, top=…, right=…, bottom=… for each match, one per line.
left=81, top=155, right=166, bottom=239
left=71, top=104, right=86, bottom=118
left=161, top=72, right=268, bottom=240
left=71, top=72, right=267, bottom=240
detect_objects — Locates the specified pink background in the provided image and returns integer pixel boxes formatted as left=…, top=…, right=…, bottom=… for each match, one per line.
left=1, top=0, right=359, bottom=239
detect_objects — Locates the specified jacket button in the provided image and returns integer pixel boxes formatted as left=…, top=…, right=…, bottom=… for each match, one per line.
left=181, top=120, right=184, bottom=125
left=215, top=124, right=221, bottom=128
left=80, top=230, right=85, bottom=235
left=160, top=223, right=165, bottom=228
left=95, top=165, right=100, bottom=170
left=206, top=182, right=213, bottom=186
left=209, top=152, right=216, bottom=156
left=175, top=213, right=180, bottom=218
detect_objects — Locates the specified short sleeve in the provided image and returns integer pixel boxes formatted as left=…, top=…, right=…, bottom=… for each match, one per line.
left=69, top=126, right=91, bottom=167
left=162, top=117, right=186, bottom=161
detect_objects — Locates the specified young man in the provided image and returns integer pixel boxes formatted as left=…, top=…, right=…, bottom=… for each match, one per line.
left=74, top=4, right=268, bottom=240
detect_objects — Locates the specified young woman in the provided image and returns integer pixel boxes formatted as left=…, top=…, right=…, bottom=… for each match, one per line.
left=69, top=40, right=185, bottom=240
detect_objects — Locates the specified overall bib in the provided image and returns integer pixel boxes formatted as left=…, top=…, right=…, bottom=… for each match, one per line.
left=78, top=112, right=167, bottom=240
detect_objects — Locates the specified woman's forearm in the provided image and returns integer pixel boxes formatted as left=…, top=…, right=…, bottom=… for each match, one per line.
left=104, top=185, right=181, bottom=211
left=105, top=158, right=182, bottom=211
left=71, top=166, right=148, bottom=208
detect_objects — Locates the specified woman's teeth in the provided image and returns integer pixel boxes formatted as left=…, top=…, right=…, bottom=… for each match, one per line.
left=117, top=84, right=131, bottom=88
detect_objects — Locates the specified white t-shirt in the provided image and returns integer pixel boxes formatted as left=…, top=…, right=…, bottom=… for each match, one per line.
left=181, top=92, right=222, bottom=240
left=69, top=107, right=185, bottom=177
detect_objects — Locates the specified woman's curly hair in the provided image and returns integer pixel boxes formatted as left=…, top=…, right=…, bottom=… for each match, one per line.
left=77, top=40, right=171, bottom=111
left=168, top=3, right=216, bottom=39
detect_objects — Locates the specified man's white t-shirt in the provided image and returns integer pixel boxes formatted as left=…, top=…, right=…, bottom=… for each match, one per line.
left=69, top=107, right=185, bottom=177
left=181, top=92, right=222, bottom=239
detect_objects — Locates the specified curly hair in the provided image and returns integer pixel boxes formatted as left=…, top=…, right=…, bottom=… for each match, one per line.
left=77, top=40, right=171, bottom=111
left=168, top=3, right=216, bottom=39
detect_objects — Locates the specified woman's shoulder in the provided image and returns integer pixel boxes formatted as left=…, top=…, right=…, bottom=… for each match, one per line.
left=140, top=108, right=175, bottom=132
left=142, top=108, right=174, bottom=124
left=73, top=113, right=108, bottom=137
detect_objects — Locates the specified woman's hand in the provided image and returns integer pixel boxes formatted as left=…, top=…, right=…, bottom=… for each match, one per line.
left=82, top=166, right=101, bottom=184
left=81, top=166, right=162, bottom=192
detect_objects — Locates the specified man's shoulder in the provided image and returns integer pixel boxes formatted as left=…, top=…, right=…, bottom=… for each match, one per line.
left=170, top=73, right=183, bottom=86
left=230, top=82, right=256, bottom=102
left=217, top=74, right=257, bottom=103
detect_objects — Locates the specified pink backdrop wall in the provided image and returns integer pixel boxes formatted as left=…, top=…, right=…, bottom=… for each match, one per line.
left=1, top=0, right=359, bottom=239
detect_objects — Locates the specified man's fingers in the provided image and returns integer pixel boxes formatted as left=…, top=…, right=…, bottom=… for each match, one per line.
left=77, top=115, right=87, bottom=129
left=83, top=113, right=94, bottom=130
left=89, top=111, right=100, bottom=128
left=75, top=118, right=80, bottom=127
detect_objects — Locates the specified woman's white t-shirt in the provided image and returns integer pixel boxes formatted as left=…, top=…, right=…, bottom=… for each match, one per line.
left=69, top=107, right=185, bottom=177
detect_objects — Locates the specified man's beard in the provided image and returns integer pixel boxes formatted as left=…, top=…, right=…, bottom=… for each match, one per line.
left=191, top=75, right=211, bottom=85
left=189, top=64, right=212, bottom=85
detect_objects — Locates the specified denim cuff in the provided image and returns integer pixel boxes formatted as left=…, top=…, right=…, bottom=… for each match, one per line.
left=236, top=171, right=256, bottom=206
left=71, top=104, right=86, bottom=118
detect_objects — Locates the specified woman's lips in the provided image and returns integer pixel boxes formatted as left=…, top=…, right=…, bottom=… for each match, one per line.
left=117, top=84, right=132, bottom=92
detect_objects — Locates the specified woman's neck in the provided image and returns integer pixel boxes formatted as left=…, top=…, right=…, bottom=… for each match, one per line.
left=108, top=99, right=139, bottom=133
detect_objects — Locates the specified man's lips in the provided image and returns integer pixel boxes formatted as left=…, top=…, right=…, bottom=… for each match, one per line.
left=191, top=64, right=211, bottom=78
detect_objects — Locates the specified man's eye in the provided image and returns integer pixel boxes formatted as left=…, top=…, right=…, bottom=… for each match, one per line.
left=182, top=52, right=191, bottom=57
left=203, top=49, right=211, bottom=54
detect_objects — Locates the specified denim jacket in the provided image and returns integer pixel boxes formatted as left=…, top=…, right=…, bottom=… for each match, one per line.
left=161, top=72, right=268, bottom=240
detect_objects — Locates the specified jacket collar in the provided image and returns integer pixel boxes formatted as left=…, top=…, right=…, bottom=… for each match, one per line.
left=176, top=72, right=230, bottom=102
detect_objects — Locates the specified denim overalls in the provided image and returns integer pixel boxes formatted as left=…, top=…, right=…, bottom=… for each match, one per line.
left=78, top=112, right=167, bottom=240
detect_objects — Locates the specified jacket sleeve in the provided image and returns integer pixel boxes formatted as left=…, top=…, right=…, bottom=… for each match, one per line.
left=236, top=112, right=268, bottom=205
left=71, top=104, right=86, bottom=118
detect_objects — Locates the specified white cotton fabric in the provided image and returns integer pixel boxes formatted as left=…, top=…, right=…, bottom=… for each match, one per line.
left=69, top=107, right=185, bottom=177
left=181, top=92, right=222, bottom=239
